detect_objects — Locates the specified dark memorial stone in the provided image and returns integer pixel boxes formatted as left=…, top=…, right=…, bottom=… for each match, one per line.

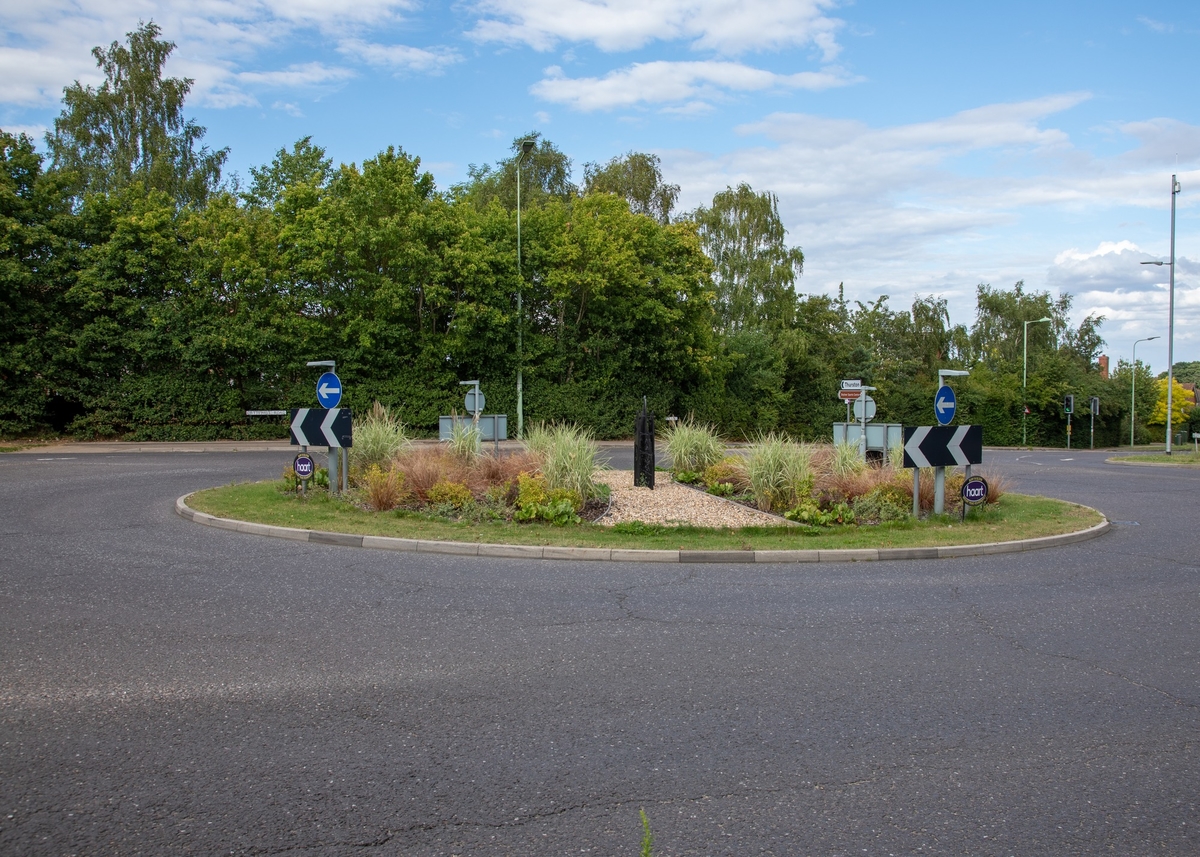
left=634, top=398, right=655, bottom=490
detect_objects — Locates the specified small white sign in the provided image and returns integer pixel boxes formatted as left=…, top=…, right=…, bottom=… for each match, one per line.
left=841, top=379, right=862, bottom=390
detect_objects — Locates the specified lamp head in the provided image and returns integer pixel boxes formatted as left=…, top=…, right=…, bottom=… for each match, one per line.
left=520, top=139, right=535, bottom=155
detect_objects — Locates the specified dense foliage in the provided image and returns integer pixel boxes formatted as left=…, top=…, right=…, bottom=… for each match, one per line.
left=2, top=22, right=1170, bottom=447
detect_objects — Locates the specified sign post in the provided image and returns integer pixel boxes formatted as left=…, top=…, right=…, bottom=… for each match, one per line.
left=928, top=370, right=969, bottom=513
left=307, top=360, right=348, bottom=493
left=904, top=425, right=983, bottom=517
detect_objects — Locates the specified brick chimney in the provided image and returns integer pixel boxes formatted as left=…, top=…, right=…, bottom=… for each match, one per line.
left=1099, top=354, right=1109, bottom=379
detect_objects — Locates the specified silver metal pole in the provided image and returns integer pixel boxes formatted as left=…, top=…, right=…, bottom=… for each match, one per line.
left=1131, top=342, right=1138, bottom=448
left=516, top=159, right=523, bottom=441
left=934, top=467, right=945, bottom=515
left=1167, top=174, right=1179, bottom=454
left=1023, top=321, right=1029, bottom=446
left=913, top=468, right=920, bottom=519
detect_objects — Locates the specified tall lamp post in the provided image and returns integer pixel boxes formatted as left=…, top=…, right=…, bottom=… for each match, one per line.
left=1023, top=316, right=1052, bottom=446
left=515, top=138, right=535, bottom=439
left=1141, top=174, right=1181, bottom=453
left=1130, top=335, right=1160, bottom=447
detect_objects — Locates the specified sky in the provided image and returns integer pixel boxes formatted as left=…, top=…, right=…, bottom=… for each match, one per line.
left=3, top=0, right=1199, bottom=376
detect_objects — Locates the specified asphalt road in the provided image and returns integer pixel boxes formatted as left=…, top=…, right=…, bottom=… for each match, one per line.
left=0, top=447, right=1197, bottom=855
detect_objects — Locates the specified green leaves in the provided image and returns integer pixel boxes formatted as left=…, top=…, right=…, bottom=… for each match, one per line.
left=46, top=21, right=226, bottom=206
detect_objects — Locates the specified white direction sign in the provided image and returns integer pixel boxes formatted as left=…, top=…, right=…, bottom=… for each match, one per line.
left=841, top=379, right=862, bottom=390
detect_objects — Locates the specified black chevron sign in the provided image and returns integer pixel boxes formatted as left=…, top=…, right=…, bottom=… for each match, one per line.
left=903, top=425, right=982, bottom=468
left=289, top=408, right=353, bottom=448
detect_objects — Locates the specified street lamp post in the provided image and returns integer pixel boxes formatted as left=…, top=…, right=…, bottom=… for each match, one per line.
left=1023, top=317, right=1052, bottom=446
left=515, top=138, right=535, bottom=439
left=1141, top=174, right=1181, bottom=453
left=1130, top=336, right=1160, bottom=448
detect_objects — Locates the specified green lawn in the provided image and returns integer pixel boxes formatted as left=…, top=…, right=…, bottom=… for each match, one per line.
left=1108, top=451, right=1200, bottom=466
left=188, top=481, right=1103, bottom=552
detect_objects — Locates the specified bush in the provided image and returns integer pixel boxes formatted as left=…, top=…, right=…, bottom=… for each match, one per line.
left=785, top=498, right=855, bottom=526
left=513, top=472, right=581, bottom=525
left=350, top=401, right=410, bottom=473
left=746, top=434, right=815, bottom=513
left=703, top=456, right=748, bottom=492
left=362, top=464, right=410, bottom=511
left=427, top=479, right=473, bottom=510
left=662, top=417, right=725, bottom=474
left=851, top=486, right=910, bottom=524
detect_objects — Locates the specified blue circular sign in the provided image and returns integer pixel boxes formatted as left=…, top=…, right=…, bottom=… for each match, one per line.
left=293, top=453, right=315, bottom=480
left=316, top=372, right=342, bottom=408
left=935, top=384, right=957, bottom=426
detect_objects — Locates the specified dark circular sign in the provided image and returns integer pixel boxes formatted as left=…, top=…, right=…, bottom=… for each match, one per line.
left=961, top=475, right=989, bottom=507
left=293, top=453, right=315, bottom=481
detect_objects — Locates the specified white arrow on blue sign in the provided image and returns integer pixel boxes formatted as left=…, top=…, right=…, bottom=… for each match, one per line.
left=316, top=372, right=342, bottom=408
left=935, top=384, right=956, bottom=426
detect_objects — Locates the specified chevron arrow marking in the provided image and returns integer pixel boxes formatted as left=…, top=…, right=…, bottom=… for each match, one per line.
left=321, top=408, right=340, bottom=446
left=947, top=425, right=971, bottom=466
left=290, top=408, right=311, bottom=446
left=905, top=426, right=931, bottom=468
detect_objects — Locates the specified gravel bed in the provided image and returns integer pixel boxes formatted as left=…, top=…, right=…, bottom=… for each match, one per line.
left=594, top=470, right=789, bottom=528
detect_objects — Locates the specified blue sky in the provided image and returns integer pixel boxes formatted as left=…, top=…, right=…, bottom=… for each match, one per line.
left=3, top=1, right=1198, bottom=375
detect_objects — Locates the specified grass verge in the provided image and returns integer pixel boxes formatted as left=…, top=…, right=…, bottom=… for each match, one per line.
left=188, top=481, right=1103, bottom=552
left=1108, top=451, right=1200, bottom=466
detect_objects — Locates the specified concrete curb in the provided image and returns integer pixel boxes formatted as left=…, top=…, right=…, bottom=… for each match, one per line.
left=175, top=494, right=1111, bottom=564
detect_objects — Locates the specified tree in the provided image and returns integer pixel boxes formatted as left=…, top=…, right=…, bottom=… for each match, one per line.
left=688, top=184, right=803, bottom=332
left=244, top=137, right=332, bottom=209
left=46, top=21, right=226, bottom=206
left=0, top=131, right=82, bottom=433
left=1147, top=377, right=1196, bottom=428
left=455, top=134, right=576, bottom=211
left=582, top=151, right=679, bottom=224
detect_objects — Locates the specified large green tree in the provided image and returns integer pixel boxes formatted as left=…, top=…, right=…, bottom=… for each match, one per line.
left=582, top=151, right=679, bottom=224
left=688, top=183, right=804, bottom=332
left=46, top=21, right=226, bottom=206
left=0, top=132, right=82, bottom=433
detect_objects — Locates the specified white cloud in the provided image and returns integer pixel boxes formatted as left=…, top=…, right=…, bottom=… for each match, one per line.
left=271, top=100, right=304, bottom=117
left=468, top=0, right=843, bottom=56
left=653, top=94, right=1200, bottom=364
left=1049, top=241, right=1157, bottom=293
left=532, top=60, right=859, bottom=111
left=337, top=39, right=461, bottom=74
left=238, top=62, right=356, bottom=88
left=0, top=122, right=49, bottom=140
left=0, top=0, right=425, bottom=110
left=1137, top=16, right=1174, bottom=34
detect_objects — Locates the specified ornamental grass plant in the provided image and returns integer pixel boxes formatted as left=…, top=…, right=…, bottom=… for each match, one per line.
left=534, top=423, right=604, bottom=504
left=350, top=401, right=410, bottom=473
left=662, top=417, right=725, bottom=476
left=745, top=434, right=816, bottom=513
